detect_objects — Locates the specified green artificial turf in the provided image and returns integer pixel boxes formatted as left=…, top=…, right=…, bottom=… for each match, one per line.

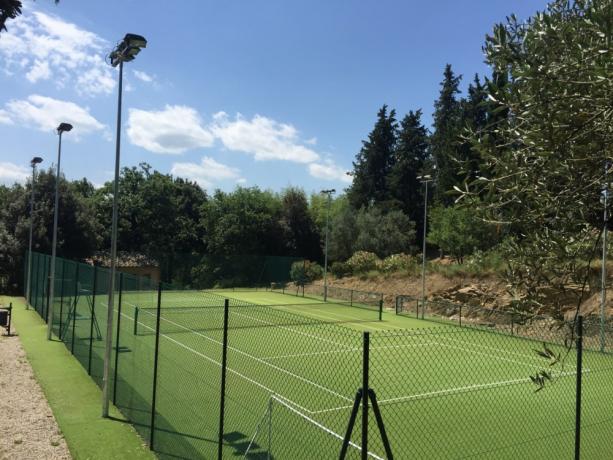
left=19, top=276, right=613, bottom=459
left=3, top=296, right=155, bottom=460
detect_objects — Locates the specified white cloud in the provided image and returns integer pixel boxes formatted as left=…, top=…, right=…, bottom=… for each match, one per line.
left=0, top=110, right=13, bottom=125
left=0, top=9, right=115, bottom=96
left=1, top=94, right=106, bottom=138
left=171, top=156, right=243, bottom=188
left=127, top=105, right=215, bottom=154
left=133, top=70, right=154, bottom=83
left=0, top=162, right=30, bottom=185
left=211, top=112, right=320, bottom=164
left=308, top=159, right=352, bottom=184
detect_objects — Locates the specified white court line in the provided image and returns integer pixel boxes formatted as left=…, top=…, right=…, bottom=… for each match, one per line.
left=312, top=369, right=590, bottom=415
left=136, top=307, right=353, bottom=403
left=106, top=301, right=318, bottom=415
left=441, top=333, right=554, bottom=363
left=272, top=395, right=384, bottom=460
left=262, top=341, right=441, bottom=361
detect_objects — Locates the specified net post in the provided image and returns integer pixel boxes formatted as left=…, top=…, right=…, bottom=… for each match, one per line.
left=378, top=299, right=383, bottom=321
left=7, top=302, right=12, bottom=336
left=217, top=298, right=230, bottom=460
left=88, top=265, right=98, bottom=374
left=113, top=272, right=123, bottom=405
left=71, top=263, right=79, bottom=354
left=133, top=307, right=139, bottom=336
left=361, top=331, right=369, bottom=460
left=149, top=282, right=163, bottom=450
left=58, top=259, right=65, bottom=339
left=575, top=315, right=584, bottom=460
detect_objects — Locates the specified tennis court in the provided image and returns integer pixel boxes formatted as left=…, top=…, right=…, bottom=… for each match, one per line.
left=27, top=249, right=613, bottom=459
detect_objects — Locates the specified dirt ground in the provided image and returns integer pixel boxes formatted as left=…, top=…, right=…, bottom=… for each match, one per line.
left=0, top=324, right=71, bottom=460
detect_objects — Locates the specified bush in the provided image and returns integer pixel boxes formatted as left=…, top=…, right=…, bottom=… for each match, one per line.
left=376, top=253, right=414, bottom=273
left=290, top=260, right=323, bottom=284
left=330, top=261, right=352, bottom=278
left=346, top=251, right=380, bottom=274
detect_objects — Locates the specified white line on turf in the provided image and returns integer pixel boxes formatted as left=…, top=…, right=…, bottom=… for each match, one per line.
left=136, top=307, right=353, bottom=403
left=312, top=368, right=590, bottom=415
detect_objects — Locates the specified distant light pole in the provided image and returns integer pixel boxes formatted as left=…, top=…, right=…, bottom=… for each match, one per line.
left=103, top=33, right=147, bottom=418
left=26, top=156, right=43, bottom=309
left=321, top=189, right=335, bottom=302
left=600, top=161, right=610, bottom=352
left=417, top=174, right=433, bottom=316
left=47, top=123, right=73, bottom=339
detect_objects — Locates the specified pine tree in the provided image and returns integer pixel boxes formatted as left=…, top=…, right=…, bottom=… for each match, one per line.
left=457, top=74, right=488, bottom=183
left=431, top=64, right=462, bottom=205
left=387, top=109, right=429, bottom=244
left=348, top=105, right=398, bottom=209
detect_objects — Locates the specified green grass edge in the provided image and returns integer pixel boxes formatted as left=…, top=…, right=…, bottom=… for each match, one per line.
left=4, top=296, right=156, bottom=460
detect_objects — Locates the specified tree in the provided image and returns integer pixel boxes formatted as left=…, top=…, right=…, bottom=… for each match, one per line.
left=427, top=205, right=496, bottom=263
left=354, top=206, right=415, bottom=258
left=464, top=0, right=613, bottom=312
left=457, top=74, right=488, bottom=183
left=387, top=109, right=429, bottom=244
left=348, top=105, right=398, bottom=209
left=279, top=188, right=322, bottom=261
left=327, top=198, right=357, bottom=262
left=431, top=64, right=462, bottom=205
left=0, top=0, right=58, bottom=32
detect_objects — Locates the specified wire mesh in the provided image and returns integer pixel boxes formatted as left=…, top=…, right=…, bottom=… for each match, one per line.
left=24, top=250, right=613, bottom=459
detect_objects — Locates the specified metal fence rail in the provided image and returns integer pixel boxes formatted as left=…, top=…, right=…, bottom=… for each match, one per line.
left=24, top=251, right=613, bottom=459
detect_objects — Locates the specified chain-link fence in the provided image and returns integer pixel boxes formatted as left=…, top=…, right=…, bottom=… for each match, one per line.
left=24, top=251, right=613, bottom=459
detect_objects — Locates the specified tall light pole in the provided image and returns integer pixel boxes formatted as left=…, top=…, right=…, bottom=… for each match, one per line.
left=26, top=156, right=43, bottom=309
left=417, top=175, right=433, bottom=317
left=103, top=33, right=147, bottom=418
left=600, top=161, right=610, bottom=352
left=47, top=123, right=73, bottom=339
left=321, top=189, right=335, bottom=302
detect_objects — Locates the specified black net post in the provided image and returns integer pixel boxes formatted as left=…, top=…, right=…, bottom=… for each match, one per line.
left=575, top=315, right=584, bottom=460
left=217, top=298, right=230, bottom=460
left=113, top=272, right=123, bottom=405
left=150, top=282, right=163, bottom=450
left=88, top=265, right=98, bottom=374
left=362, top=331, right=370, bottom=460
left=378, top=299, right=383, bottom=321
left=71, top=263, right=79, bottom=354
left=133, top=307, right=139, bottom=336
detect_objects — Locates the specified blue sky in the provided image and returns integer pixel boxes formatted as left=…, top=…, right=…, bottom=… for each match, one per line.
left=0, top=0, right=547, bottom=194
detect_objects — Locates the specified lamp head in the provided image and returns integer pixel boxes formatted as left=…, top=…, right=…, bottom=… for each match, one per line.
left=57, top=123, right=73, bottom=134
left=321, top=189, right=336, bottom=195
left=110, top=33, right=147, bottom=66
left=31, top=157, right=43, bottom=166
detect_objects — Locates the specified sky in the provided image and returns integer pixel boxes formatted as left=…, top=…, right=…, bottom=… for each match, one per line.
left=0, top=0, right=548, bottom=194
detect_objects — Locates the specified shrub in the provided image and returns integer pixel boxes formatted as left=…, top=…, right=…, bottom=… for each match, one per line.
left=346, top=251, right=380, bottom=274
left=290, top=260, right=323, bottom=284
left=330, top=261, right=352, bottom=278
left=376, top=253, right=414, bottom=273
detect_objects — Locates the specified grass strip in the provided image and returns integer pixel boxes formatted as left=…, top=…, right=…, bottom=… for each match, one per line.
left=3, top=296, right=155, bottom=460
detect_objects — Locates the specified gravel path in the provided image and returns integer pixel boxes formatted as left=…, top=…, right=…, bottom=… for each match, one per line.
left=0, top=324, right=71, bottom=460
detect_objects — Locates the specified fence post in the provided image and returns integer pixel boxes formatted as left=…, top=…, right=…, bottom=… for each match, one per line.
left=511, top=313, right=515, bottom=336
left=71, top=264, right=79, bottom=354
left=459, top=304, right=462, bottom=327
left=218, top=298, right=230, bottom=460
left=378, top=300, right=383, bottom=321
left=361, top=331, right=369, bottom=460
left=575, top=315, right=584, bottom=460
left=113, top=273, right=124, bottom=405
left=45, top=257, right=51, bottom=322
left=7, top=303, right=12, bottom=336
left=150, top=282, right=163, bottom=450
left=350, top=290, right=354, bottom=307
left=58, top=259, right=66, bottom=339
left=88, top=265, right=98, bottom=374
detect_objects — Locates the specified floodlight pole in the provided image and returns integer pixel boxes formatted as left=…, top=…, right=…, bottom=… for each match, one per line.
left=103, top=33, right=147, bottom=418
left=419, top=177, right=433, bottom=309
left=600, top=162, right=609, bottom=352
left=26, top=157, right=43, bottom=308
left=321, top=189, right=335, bottom=302
left=47, top=126, right=71, bottom=340
left=103, top=59, right=123, bottom=418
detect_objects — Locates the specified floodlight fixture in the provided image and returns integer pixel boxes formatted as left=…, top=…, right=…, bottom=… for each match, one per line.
left=31, top=156, right=43, bottom=166
left=109, top=33, right=147, bottom=67
left=57, top=123, right=73, bottom=133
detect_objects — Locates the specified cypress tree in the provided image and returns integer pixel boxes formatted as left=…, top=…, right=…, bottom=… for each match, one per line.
left=348, top=105, right=398, bottom=209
